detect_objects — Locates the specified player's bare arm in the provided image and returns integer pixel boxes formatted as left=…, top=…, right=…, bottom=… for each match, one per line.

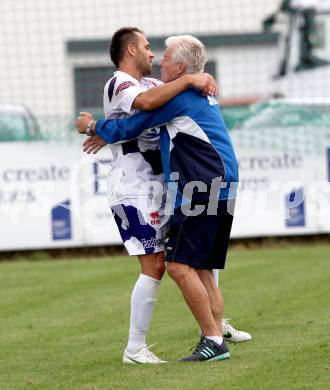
left=133, top=73, right=217, bottom=111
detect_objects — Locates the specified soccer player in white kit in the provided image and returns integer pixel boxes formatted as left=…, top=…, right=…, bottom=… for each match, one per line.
left=78, top=27, right=251, bottom=363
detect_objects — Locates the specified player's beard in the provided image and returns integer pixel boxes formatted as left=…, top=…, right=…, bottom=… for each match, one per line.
left=137, top=57, right=152, bottom=77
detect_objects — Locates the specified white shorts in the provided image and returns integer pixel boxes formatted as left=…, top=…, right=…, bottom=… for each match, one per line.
left=111, top=199, right=169, bottom=256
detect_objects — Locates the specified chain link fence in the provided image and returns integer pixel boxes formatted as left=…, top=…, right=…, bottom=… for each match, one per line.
left=1, top=0, right=330, bottom=141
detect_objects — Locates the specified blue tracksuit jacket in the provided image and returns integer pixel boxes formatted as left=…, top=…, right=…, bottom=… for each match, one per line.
left=96, top=88, right=239, bottom=205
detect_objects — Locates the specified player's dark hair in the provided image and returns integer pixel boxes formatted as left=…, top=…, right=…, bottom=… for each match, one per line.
left=110, top=27, right=143, bottom=68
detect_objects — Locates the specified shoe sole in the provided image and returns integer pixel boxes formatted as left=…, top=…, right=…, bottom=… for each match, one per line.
left=224, top=338, right=252, bottom=344
left=123, top=357, right=167, bottom=364
left=207, top=352, right=230, bottom=362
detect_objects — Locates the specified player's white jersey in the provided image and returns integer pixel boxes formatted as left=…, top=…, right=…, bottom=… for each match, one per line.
left=103, top=70, right=165, bottom=207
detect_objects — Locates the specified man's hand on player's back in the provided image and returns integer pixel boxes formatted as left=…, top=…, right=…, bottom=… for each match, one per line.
left=83, top=135, right=107, bottom=154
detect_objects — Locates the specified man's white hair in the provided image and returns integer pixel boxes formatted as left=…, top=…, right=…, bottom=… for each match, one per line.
left=165, top=35, right=207, bottom=74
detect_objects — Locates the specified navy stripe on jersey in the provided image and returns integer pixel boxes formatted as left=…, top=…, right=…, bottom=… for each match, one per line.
left=107, top=77, right=117, bottom=103
left=122, top=139, right=139, bottom=154
left=122, top=140, right=163, bottom=175
left=141, top=149, right=163, bottom=175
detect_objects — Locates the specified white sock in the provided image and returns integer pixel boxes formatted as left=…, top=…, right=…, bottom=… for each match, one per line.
left=212, top=269, right=219, bottom=288
left=205, top=335, right=223, bottom=346
left=127, top=273, right=160, bottom=352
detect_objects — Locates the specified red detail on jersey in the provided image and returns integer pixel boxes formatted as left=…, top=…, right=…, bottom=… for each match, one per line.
left=150, top=211, right=161, bottom=225
left=147, top=79, right=157, bottom=87
left=115, top=81, right=135, bottom=96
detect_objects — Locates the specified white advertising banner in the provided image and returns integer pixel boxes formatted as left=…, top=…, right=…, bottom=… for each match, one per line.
left=232, top=150, right=321, bottom=237
left=230, top=125, right=330, bottom=237
left=74, top=147, right=122, bottom=246
left=313, top=147, right=330, bottom=232
left=0, top=138, right=329, bottom=250
left=0, top=142, right=121, bottom=250
left=0, top=142, right=81, bottom=249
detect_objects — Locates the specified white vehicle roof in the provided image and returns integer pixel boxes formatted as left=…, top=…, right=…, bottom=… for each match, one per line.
left=0, top=103, right=31, bottom=115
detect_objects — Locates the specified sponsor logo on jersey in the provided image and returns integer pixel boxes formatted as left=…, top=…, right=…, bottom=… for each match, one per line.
left=143, top=128, right=160, bottom=139
left=207, top=95, right=218, bottom=106
left=115, top=81, right=135, bottom=96
left=141, top=237, right=162, bottom=249
left=150, top=211, right=161, bottom=225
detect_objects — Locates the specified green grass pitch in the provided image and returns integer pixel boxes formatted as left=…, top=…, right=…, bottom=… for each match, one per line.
left=0, top=244, right=329, bottom=389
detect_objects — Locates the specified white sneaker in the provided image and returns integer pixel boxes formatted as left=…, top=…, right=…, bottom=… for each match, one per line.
left=222, top=319, right=252, bottom=343
left=123, top=345, right=167, bottom=364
